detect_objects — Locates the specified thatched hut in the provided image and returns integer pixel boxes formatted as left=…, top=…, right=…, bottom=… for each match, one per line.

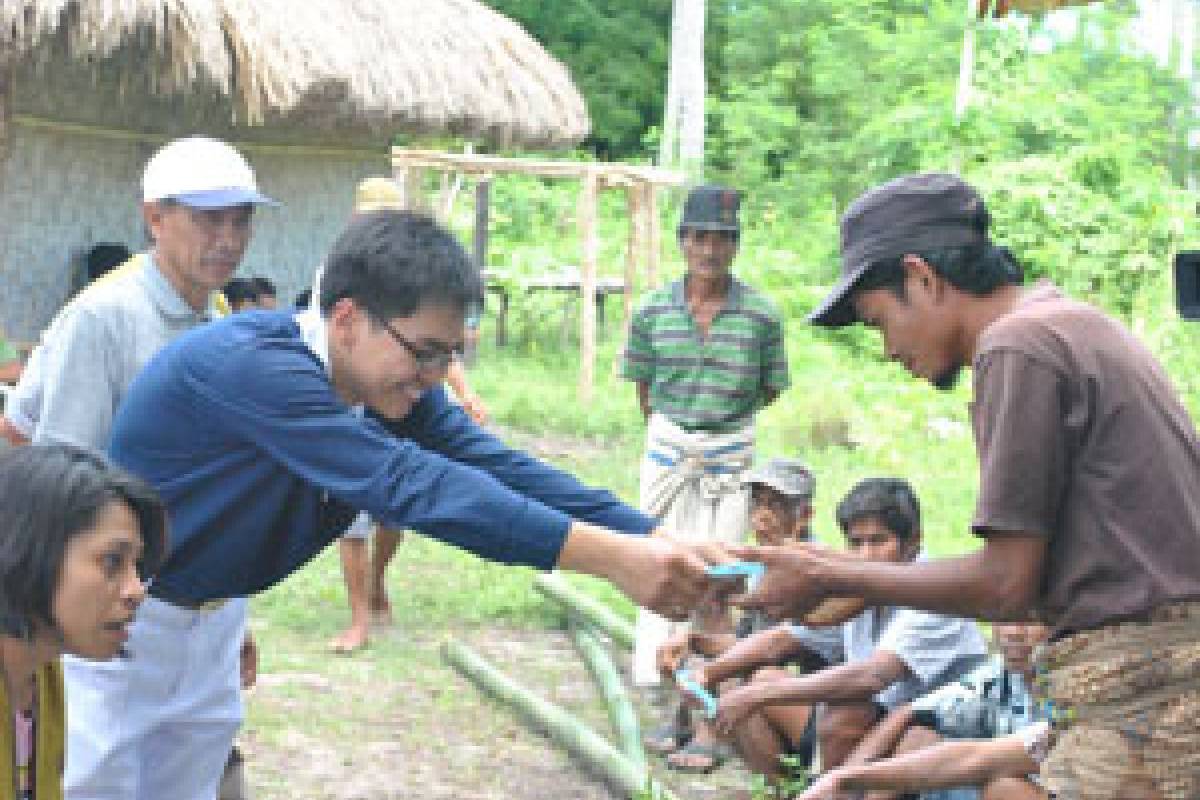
left=0, top=0, right=589, bottom=340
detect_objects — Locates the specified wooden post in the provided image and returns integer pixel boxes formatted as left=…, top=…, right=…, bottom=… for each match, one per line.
left=466, top=178, right=491, bottom=363
left=623, top=185, right=642, bottom=333
left=399, top=167, right=426, bottom=212
left=474, top=179, right=491, bottom=271
left=645, top=185, right=662, bottom=288
left=612, top=184, right=644, bottom=377
left=578, top=170, right=599, bottom=401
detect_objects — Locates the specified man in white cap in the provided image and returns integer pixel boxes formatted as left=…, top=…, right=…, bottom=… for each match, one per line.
left=8, top=135, right=276, bottom=799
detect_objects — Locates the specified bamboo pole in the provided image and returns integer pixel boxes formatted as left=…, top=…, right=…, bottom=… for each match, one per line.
left=441, top=641, right=676, bottom=800
left=568, top=621, right=645, bottom=773
left=578, top=169, right=599, bottom=401
left=533, top=572, right=635, bottom=651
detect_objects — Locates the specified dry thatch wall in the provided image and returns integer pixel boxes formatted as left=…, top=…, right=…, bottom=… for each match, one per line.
left=1, top=0, right=589, bottom=148
left=0, top=121, right=383, bottom=340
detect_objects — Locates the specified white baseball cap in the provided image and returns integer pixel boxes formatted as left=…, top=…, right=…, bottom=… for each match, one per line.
left=142, top=136, right=277, bottom=208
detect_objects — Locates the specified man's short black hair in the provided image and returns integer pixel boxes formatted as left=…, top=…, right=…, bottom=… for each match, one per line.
left=835, top=477, right=921, bottom=542
left=223, top=278, right=258, bottom=307
left=320, top=210, right=484, bottom=320
left=855, top=242, right=1023, bottom=301
left=251, top=276, right=277, bottom=298
left=0, top=445, right=167, bottom=640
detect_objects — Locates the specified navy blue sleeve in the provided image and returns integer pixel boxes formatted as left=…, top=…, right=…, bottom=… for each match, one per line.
left=377, top=390, right=655, bottom=536
left=184, top=339, right=573, bottom=569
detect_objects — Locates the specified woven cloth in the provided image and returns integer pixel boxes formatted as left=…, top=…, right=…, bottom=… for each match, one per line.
left=1035, top=602, right=1200, bottom=799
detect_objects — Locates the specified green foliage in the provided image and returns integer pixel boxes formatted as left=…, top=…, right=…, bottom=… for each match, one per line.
left=971, top=149, right=1199, bottom=317
left=485, top=0, right=670, bottom=156
left=484, top=0, right=733, bottom=159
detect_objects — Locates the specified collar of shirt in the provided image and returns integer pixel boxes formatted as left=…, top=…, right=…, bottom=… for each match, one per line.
left=669, top=276, right=747, bottom=312
left=294, top=305, right=332, bottom=376
left=138, top=253, right=224, bottom=323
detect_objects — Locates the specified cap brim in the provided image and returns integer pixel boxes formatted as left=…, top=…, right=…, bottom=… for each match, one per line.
left=168, top=187, right=279, bottom=208
left=742, top=474, right=809, bottom=497
left=806, top=262, right=870, bottom=328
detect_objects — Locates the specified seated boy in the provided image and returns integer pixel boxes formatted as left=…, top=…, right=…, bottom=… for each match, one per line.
left=647, top=457, right=818, bottom=772
left=815, top=621, right=1049, bottom=800
left=684, top=478, right=988, bottom=787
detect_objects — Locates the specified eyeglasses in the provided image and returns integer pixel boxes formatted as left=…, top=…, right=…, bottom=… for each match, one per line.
left=369, top=311, right=459, bottom=375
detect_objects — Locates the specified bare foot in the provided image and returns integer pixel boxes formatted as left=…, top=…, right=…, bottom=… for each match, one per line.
left=369, top=589, right=393, bottom=628
left=328, top=625, right=369, bottom=654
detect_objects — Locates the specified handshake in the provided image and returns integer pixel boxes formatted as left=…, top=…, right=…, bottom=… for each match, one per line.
left=606, top=530, right=866, bottom=626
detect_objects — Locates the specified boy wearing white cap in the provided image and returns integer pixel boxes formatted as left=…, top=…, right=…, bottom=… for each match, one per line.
left=7, top=135, right=277, bottom=800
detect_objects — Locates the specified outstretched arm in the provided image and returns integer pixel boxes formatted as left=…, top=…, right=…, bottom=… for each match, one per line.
left=696, top=624, right=815, bottom=687
left=734, top=535, right=1045, bottom=623
left=798, top=730, right=1042, bottom=800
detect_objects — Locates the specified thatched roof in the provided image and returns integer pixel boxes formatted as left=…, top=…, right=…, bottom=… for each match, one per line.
left=0, top=0, right=590, bottom=149
left=978, top=0, right=1096, bottom=17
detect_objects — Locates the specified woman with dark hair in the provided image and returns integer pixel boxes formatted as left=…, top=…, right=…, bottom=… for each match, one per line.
left=0, top=444, right=166, bottom=799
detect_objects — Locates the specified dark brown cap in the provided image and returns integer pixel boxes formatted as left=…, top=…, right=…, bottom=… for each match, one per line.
left=679, top=185, right=741, bottom=232
left=808, top=173, right=989, bottom=327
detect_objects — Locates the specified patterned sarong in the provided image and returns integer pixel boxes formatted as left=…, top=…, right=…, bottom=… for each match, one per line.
left=631, top=413, right=753, bottom=686
left=1034, top=601, right=1200, bottom=800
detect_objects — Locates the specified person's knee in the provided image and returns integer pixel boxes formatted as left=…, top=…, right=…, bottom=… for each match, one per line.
left=817, top=702, right=877, bottom=756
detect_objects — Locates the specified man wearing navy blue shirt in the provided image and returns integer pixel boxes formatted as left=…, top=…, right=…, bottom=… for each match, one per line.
left=102, top=210, right=722, bottom=799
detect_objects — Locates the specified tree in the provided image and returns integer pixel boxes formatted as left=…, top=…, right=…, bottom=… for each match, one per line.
left=486, top=0, right=673, bottom=159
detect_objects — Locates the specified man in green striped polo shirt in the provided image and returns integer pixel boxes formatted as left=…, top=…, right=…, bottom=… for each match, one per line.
left=622, top=185, right=791, bottom=720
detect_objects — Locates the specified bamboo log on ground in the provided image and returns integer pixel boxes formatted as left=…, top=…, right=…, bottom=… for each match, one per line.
left=568, top=621, right=646, bottom=774
left=441, top=640, right=675, bottom=800
left=534, top=572, right=635, bottom=650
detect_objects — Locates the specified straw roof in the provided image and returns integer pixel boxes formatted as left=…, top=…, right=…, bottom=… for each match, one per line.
left=0, top=0, right=590, bottom=148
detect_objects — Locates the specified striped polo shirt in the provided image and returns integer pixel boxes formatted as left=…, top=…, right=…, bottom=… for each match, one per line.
left=622, top=277, right=790, bottom=432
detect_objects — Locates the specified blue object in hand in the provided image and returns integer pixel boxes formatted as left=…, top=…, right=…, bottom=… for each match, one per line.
left=706, top=561, right=765, bottom=581
left=676, top=669, right=718, bottom=719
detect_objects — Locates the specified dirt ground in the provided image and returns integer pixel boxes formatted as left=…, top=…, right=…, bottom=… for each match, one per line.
left=241, top=625, right=758, bottom=800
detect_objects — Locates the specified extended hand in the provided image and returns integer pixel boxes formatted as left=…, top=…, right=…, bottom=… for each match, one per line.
left=558, top=525, right=732, bottom=620
left=656, top=632, right=691, bottom=678
left=729, top=543, right=864, bottom=625
left=712, top=681, right=762, bottom=737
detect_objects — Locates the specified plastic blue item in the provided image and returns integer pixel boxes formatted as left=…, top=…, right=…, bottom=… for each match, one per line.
left=676, top=669, right=718, bottom=719
left=706, top=561, right=765, bottom=580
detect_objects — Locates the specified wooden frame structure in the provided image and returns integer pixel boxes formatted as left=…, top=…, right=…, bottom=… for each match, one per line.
left=391, top=148, right=687, bottom=400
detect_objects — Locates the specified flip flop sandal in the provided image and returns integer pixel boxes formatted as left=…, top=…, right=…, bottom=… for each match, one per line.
left=666, top=740, right=731, bottom=773
left=643, top=721, right=692, bottom=755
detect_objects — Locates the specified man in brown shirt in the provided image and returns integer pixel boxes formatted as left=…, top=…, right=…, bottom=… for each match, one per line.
left=736, top=173, right=1200, bottom=800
